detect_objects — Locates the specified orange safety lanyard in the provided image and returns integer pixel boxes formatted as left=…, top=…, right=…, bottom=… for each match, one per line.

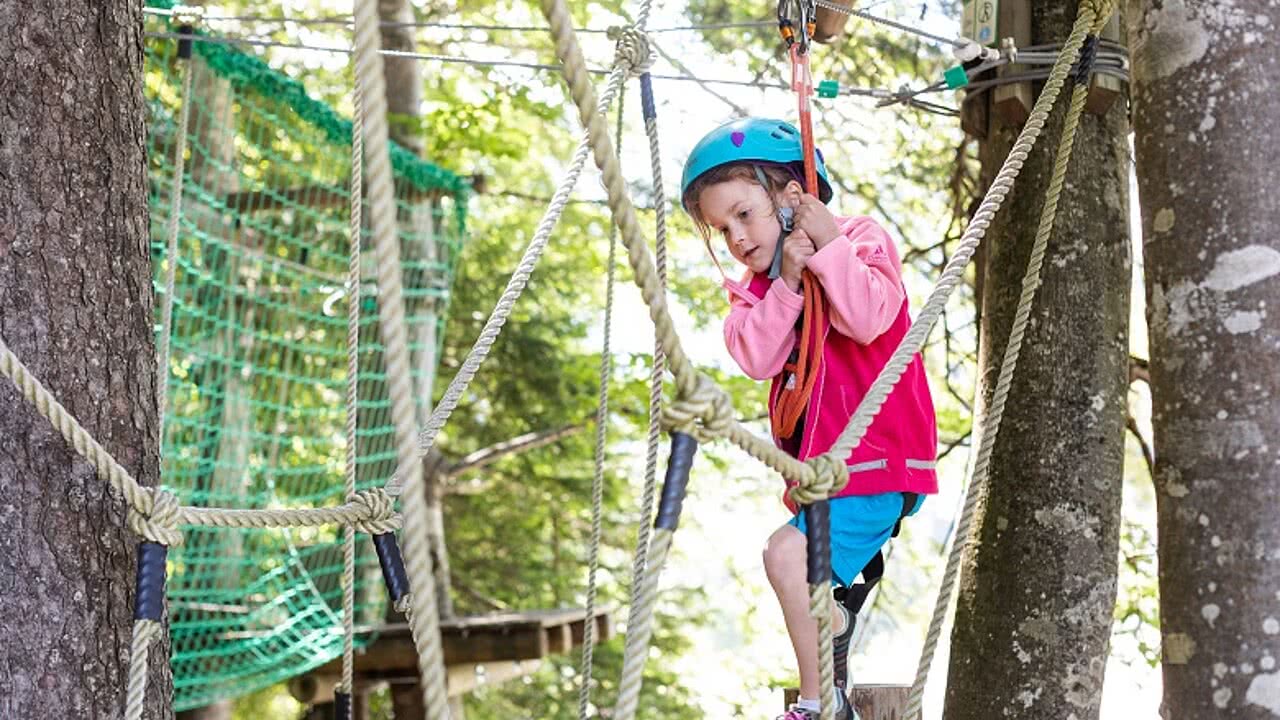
left=772, top=43, right=829, bottom=442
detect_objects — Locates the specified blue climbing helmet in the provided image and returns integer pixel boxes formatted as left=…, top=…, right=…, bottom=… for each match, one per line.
left=680, top=117, right=833, bottom=211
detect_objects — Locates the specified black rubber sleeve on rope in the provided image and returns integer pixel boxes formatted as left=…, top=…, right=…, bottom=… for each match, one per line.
left=1072, top=34, right=1100, bottom=86
left=334, top=691, right=352, bottom=720
left=372, top=532, right=410, bottom=604
left=640, top=73, right=657, bottom=121
left=134, top=541, right=169, bottom=621
left=803, top=501, right=832, bottom=586
left=654, top=432, right=698, bottom=531
left=177, top=25, right=194, bottom=59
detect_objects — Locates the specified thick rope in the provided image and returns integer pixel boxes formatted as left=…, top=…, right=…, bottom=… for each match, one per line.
left=0, top=338, right=403, bottom=533
left=411, top=27, right=649, bottom=463
left=579, top=94, right=625, bottom=720
left=179, top=489, right=400, bottom=530
left=0, top=336, right=157, bottom=524
left=626, top=71, right=667, bottom=638
left=351, top=0, right=449, bottom=715
left=811, top=583, right=835, bottom=720
left=904, top=5, right=1110, bottom=717
left=613, top=529, right=674, bottom=720
left=123, top=618, right=161, bottom=720
left=157, top=56, right=194, bottom=430
left=341, top=78, right=364, bottom=702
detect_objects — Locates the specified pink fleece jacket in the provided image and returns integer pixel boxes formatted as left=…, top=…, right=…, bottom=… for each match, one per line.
left=723, top=216, right=938, bottom=512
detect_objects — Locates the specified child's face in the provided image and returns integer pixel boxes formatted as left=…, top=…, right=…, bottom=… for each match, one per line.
left=698, top=178, right=790, bottom=275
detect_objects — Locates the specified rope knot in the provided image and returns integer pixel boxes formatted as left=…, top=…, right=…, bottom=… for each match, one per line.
left=128, top=489, right=184, bottom=547
left=1080, top=0, right=1114, bottom=23
left=350, top=488, right=401, bottom=535
left=607, top=26, right=655, bottom=76
left=787, top=453, right=846, bottom=506
left=660, top=374, right=735, bottom=442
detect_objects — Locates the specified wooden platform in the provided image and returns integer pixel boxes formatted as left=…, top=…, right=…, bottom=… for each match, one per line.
left=307, top=607, right=610, bottom=686
left=784, top=685, right=910, bottom=720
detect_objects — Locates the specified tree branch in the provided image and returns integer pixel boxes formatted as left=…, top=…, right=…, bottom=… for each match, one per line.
left=1129, top=355, right=1150, bottom=385
left=937, top=430, right=972, bottom=462
left=444, top=423, right=584, bottom=480
left=1126, top=414, right=1155, bottom=478
left=450, top=574, right=510, bottom=612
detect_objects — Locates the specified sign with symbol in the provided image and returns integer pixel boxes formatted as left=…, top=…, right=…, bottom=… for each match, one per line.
left=962, top=0, right=1000, bottom=47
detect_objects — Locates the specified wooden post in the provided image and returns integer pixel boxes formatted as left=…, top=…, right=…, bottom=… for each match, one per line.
left=960, top=86, right=990, bottom=140
left=1086, top=10, right=1124, bottom=115
left=813, top=0, right=853, bottom=44
left=958, top=0, right=1000, bottom=140
left=784, top=685, right=910, bottom=719
left=992, top=0, right=1032, bottom=127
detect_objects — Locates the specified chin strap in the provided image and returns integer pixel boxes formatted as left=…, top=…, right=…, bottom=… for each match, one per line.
left=769, top=206, right=795, bottom=279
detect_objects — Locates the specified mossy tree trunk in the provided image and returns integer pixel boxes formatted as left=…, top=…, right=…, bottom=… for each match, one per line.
left=1128, top=0, right=1280, bottom=716
left=0, top=1, right=171, bottom=716
left=943, top=2, right=1131, bottom=717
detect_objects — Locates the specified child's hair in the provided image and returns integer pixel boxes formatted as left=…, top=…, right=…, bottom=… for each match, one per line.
left=683, top=162, right=797, bottom=248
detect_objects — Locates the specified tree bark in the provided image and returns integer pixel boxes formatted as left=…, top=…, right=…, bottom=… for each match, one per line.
left=378, top=0, right=423, bottom=156
left=0, top=1, right=171, bottom=717
left=943, top=3, right=1131, bottom=718
left=1128, top=1, right=1280, bottom=717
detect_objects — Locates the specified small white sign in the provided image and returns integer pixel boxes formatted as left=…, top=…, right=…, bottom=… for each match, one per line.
left=962, top=0, right=1000, bottom=46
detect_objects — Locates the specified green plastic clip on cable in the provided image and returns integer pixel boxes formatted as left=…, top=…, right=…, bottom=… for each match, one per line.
left=944, top=65, right=969, bottom=89
left=817, top=79, right=839, bottom=98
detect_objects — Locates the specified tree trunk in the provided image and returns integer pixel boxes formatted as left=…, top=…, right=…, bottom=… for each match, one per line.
left=943, top=3, right=1131, bottom=718
left=0, top=1, right=170, bottom=717
left=1128, top=1, right=1280, bottom=717
left=378, top=0, right=423, bottom=156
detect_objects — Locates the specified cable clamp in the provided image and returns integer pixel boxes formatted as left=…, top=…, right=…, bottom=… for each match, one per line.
left=170, top=4, right=205, bottom=27
left=1001, top=36, right=1019, bottom=63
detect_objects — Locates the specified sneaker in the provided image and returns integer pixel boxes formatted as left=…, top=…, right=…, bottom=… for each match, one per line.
left=833, top=690, right=857, bottom=720
left=832, top=602, right=855, bottom=694
left=775, top=698, right=856, bottom=720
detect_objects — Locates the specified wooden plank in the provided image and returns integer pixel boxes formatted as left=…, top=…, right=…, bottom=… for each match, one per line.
left=784, top=685, right=911, bottom=720
left=446, top=660, right=544, bottom=697
left=569, top=612, right=613, bottom=645
left=308, top=608, right=609, bottom=679
left=992, top=0, right=1032, bottom=127
left=850, top=685, right=910, bottom=720
left=546, top=622, right=573, bottom=655
left=1086, top=12, right=1124, bottom=116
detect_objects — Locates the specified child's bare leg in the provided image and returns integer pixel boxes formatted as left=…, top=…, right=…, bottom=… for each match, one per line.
left=763, top=525, right=848, bottom=702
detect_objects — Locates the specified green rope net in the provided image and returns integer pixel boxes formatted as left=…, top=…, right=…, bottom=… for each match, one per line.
left=144, top=7, right=468, bottom=710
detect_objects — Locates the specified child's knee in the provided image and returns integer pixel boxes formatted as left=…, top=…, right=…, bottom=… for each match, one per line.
left=762, top=526, right=805, bottom=583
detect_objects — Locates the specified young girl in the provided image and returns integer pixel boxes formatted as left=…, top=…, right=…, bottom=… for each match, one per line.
left=680, top=118, right=938, bottom=720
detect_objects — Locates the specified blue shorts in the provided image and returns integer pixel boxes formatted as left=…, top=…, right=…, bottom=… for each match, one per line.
left=787, top=492, right=925, bottom=586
